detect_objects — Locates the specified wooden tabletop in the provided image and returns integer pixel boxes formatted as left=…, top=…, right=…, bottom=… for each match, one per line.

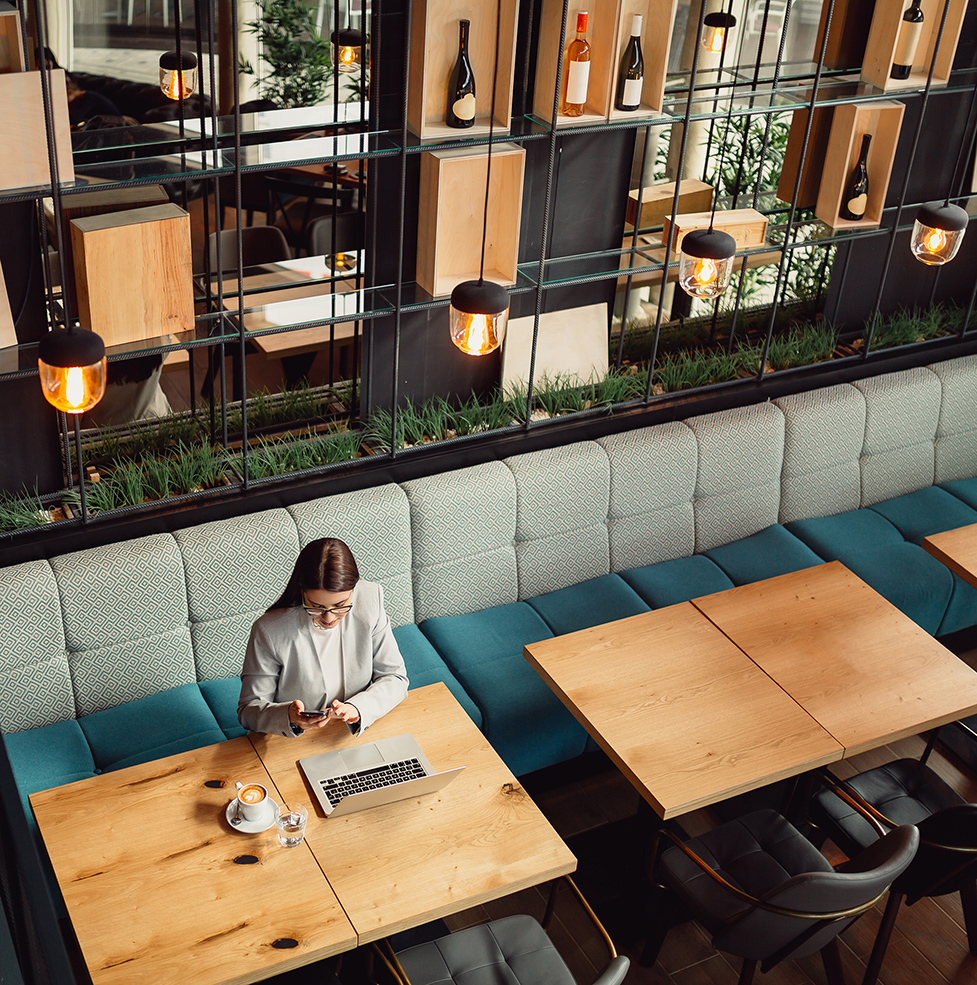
left=250, top=682, right=576, bottom=942
left=923, top=522, right=977, bottom=590
left=523, top=603, right=843, bottom=819
left=692, top=561, right=977, bottom=757
left=30, top=737, right=357, bottom=985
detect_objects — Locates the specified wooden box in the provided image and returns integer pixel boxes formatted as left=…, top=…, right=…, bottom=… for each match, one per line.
left=814, top=100, right=905, bottom=230
left=0, top=2, right=24, bottom=73
left=0, top=70, right=74, bottom=191
left=814, top=0, right=876, bottom=70
left=861, top=0, right=967, bottom=92
left=0, top=260, right=15, bottom=347
left=406, top=0, right=520, bottom=141
left=777, top=107, right=834, bottom=210
left=606, top=0, right=678, bottom=121
left=626, top=178, right=713, bottom=229
left=662, top=208, right=768, bottom=252
left=416, top=143, right=526, bottom=298
left=70, top=203, right=194, bottom=347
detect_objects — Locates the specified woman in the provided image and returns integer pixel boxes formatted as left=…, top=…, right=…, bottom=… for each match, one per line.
left=238, top=538, right=408, bottom=737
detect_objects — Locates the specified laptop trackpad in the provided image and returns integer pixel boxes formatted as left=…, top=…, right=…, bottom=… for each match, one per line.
left=342, top=744, right=386, bottom=771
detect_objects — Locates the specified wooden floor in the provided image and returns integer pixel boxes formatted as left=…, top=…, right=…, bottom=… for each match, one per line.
left=442, top=635, right=977, bottom=985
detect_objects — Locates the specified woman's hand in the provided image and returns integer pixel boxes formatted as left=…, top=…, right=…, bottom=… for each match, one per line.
left=326, top=699, right=360, bottom=725
left=288, top=699, right=328, bottom=729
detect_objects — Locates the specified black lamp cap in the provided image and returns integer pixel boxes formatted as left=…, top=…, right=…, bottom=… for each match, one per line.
left=916, top=201, right=969, bottom=232
left=159, top=49, right=198, bottom=70
left=38, top=327, right=105, bottom=367
left=682, top=227, right=736, bottom=260
left=704, top=11, right=736, bottom=29
left=450, top=279, right=509, bottom=315
left=331, top=28, right=364, bottom=46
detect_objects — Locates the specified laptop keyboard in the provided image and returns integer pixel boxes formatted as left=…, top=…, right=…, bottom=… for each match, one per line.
left=319, top=757, right=426, bottom=808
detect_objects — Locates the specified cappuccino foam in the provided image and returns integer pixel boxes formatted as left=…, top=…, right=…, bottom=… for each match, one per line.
left=239, top=784, right=265, bottom=805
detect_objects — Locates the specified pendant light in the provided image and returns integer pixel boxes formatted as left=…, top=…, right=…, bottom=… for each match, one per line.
left=911, top=201, right=969, bottom=266
left=702, top=10, right=736, bottom=53
left=159, top=49, right=198, bottom=100
left=331, top=28, right=363, bottom=74
left=38, top=326, right=106, bottom=414
left=449, top=0, right=509, bottom=355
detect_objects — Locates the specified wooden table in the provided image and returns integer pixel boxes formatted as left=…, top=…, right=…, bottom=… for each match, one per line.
left=923, top=522, right=977, bottom=590
left=30, top=737, right=357, bottom=985
left=692, top=560, right=977, bottom=757
left=251, top=682, right=577, bottom=943
left=523, top=602, right=843, bottom=819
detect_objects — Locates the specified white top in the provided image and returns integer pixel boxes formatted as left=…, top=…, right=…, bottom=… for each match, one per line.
left=311, top=622, right=344, bottom=709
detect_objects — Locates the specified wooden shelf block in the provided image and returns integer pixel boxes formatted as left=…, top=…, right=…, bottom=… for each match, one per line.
left=814, top=100, right=905, bottom=231
left=626, top=179, right=713, bottom=229
left=416, top=143, right=526, bottom=298
left=0, top=3, right=25, bottom=73
left=406, top=0, right=520, bottom=141
left=814, top=0, right=876, bottom=71
left=777, top=106, right=834, bottom=210
left=0, top=259, right=15, bottom=347
left=0, top=70, right=74, bottom=191
left=606, top=0, right=678, bottom=120
left=662, top=208, right=768, bottom=253
left=861, top=0, right=967, bottom=92
left=71, top=203, right=194, bottom=347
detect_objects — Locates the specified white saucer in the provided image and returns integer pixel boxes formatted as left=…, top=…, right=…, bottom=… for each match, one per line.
left=226, top=797, right=280, bottom=833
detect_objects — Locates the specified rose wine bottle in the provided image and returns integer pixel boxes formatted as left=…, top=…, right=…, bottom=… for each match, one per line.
left=614, top=14, right=644, bottom=111
left=446, top=19, right=476, bottom=128
left=839, top=133, right=871, bottom=222
left=891, top=0, right=924, bottom=80
left=560, top=11, right=591, bottom=117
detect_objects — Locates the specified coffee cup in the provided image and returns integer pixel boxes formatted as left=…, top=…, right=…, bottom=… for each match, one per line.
left=237, top=782, right=269, bottom=822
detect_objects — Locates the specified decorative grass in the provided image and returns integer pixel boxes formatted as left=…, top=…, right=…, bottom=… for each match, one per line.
left=653, top=348, right=744, bottom=392
left=867, top=304, right=957, bottom=351
left=0, top=487, right=49, bottom=532
left=237, top=428, right=362, bottom=479
left=738, top=321, right=838, bottom=374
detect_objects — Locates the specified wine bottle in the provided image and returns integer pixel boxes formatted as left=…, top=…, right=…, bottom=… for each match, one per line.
left=840, top=133, right=871, bottom=222
left=560, top=11, right=591, bottom=117
left=891, top=0, right=924, bottom=80
left=446, top=19, right=476, bottom=128
left=614, top=14, right=644, bottom=112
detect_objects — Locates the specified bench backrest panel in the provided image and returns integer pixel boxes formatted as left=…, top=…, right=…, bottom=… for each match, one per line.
left=929, top=355, right=977, bottom=484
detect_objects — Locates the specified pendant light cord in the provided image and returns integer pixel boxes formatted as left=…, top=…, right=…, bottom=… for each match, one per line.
left=478, top=0, right=503, bottom=285
left=706, top=0, right=738, bottom=234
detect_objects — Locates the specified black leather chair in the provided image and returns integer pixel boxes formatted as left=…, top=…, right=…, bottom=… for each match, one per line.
left=265, top=174, right=356, bottom=254
left=377, top=877, right=629, bottom=985
left=206, top=225, right=291, bottom=274
left=809, top=744, right=977, bottom=985
left=643, top=809, right=918, bottom=985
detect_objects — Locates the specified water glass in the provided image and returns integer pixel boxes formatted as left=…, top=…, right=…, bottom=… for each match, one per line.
left=276, top=804, right=308, bottom=847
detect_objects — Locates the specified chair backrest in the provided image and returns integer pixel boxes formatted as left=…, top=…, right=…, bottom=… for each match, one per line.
left=207, top=226, right=291, bottom=273
left=713, top=825, right=918, bottom=963
left=901, top=804, right=977, bottom=903
left=307, top=211, right=366, bottom=257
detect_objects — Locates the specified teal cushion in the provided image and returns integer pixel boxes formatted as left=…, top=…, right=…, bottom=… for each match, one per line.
left=3, top=720, right=96, bottom=816
left=704, top=524, right=825, bottom=585
left=869, top=486, right=977, bottom=545
left=938, top=575, right=977, bottom=637
left=786, top=509, right=904, bottom=558
left=198, top=678, right=248, bottom=739
left=393, top=623, right=482, bottom=728
left=526, top=574, right=649, bottom=635
left=78, top=683, right=225, bottom=772
left=420, top=603, right=588, bottom=776
left=620, top=555, right=734, bottom=608
left=939, top=477, right=977, bottom=511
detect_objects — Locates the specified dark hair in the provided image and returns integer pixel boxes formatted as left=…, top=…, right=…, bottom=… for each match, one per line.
left=268, top=538, right=359, bottom=611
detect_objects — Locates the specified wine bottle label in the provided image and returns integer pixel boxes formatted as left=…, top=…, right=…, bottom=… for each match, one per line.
left=566, top=61, right=590, bottom=106
left=893, top=21, right=923, bottom=68
left=621, top=78, right=643, bottom=105
left=846, top=193, right=868, bottom=216
left=452, top=93, right=476, bottom=120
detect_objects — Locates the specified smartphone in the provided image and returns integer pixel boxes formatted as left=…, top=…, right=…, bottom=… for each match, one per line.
left=299, top=709, right=329, bottom=718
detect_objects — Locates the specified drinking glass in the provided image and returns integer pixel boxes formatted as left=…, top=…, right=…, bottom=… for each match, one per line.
left=276, top=804, right=308, bottom=847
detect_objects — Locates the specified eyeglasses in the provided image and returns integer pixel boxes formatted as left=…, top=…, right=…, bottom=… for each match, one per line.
left=301, top=598, right=353, bottom=617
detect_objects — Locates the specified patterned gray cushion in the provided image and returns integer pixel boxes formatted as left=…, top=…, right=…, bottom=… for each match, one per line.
left=403, top=463, right=518, bottom=622
left=687, top=402, right=786, bottom=552
left=288, top=484, right=414, bottom=627
left=855, top=367, right=941, bottom=506
left=0, top=561, right=74, bottom=731
left=598, top=421, right=697, bottom=569
left=175, top=510, right=298, bottom=679
left=775, top=383, right=865, bottom=523
left=49, top=535, right=195, bottom=716
left=505, top=441, right=610, bottom=598
left=929, top=355, right=977, bottom=484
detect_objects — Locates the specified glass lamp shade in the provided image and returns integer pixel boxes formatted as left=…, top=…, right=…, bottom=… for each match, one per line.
left=331, top=29, right=363, bottom=74
left=911, top=202, right=969, bottom=266
left=37, top=328, right=106, bottom=414
left=449, top=280, right=509, bottom=356
left=678, top=228, right=736, bottom=299
left=702, top=11, right=736, bottom=53
left=159, top=50, right=198, bottom=100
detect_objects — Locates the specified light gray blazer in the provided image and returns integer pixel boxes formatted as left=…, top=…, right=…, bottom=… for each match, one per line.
left=237, top=580, right=409, bottom=738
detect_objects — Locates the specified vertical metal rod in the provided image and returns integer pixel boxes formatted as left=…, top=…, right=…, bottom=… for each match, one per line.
left=73, top=416, right=88, bottom=523
left=616, top=126, right=651, bottom=373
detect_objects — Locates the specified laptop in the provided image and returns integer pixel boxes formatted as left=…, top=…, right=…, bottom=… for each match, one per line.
left=299, top=733, right=466, bottom=817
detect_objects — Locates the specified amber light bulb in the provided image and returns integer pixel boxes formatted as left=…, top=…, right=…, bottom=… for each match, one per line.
left=449, top=280, right=509, bottom=356
left=159, top=50, right=198, bottom=100
left=38, top=327, right=106, bottom=414
left=678, top=228, right=736, bottom=300
left=331, top=29, right=364, bottom=75
left=910, top=202, right=969, bottom=266
left=702, top=12, right=736, bottom=53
